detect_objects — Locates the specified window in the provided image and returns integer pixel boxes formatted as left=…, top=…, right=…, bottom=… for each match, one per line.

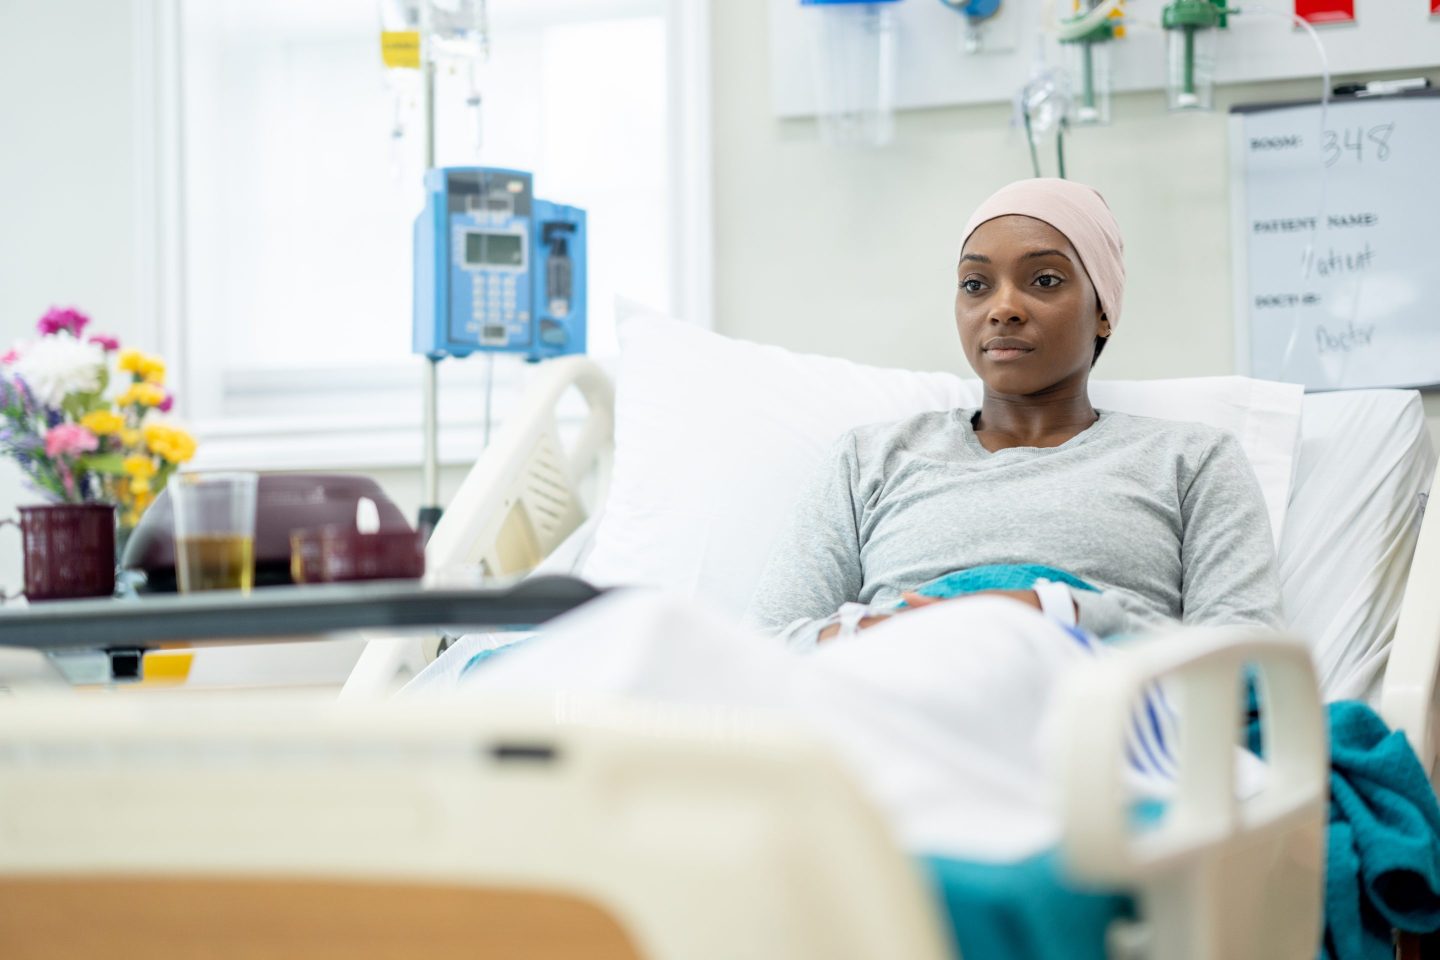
left=160, top=0, right=704, bottom=467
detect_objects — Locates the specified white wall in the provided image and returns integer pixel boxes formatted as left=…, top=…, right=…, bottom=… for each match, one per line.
left=710, top=0, right=1440, bottom=448
left=0, top=0, right=144, bottom=588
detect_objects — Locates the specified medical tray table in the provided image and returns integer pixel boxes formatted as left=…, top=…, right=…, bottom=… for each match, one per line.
left=0, top=575, right=603, bottom=683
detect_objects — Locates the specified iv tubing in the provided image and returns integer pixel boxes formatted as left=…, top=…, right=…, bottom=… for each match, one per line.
left=484, top=352, right=495, bottom=449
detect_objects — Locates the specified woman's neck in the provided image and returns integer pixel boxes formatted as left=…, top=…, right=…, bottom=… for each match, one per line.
left=973, top=386, right=1098, bottom=452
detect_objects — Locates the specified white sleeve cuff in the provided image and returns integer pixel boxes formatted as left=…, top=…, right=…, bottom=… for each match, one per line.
left=1033, top=579, right=1077, bottom=628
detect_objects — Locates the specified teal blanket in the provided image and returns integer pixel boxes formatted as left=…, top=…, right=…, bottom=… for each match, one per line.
left=909, top=563, right=1099, bottom=601
left=921, top=853, right=1131, bottom=960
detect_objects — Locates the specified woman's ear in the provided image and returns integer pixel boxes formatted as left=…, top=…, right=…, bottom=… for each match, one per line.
left=1098, top=315, right=1112, bottom=338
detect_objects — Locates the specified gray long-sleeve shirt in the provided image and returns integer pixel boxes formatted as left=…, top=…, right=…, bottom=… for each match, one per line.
left=744, top=408, right=1282, bottom=644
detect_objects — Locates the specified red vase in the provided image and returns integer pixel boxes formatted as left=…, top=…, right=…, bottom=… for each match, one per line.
left=3, top=503, right=116, bottom=602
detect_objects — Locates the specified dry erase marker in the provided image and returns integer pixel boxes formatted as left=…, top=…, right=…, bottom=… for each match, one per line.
left=1355, top=78, right=1431, bottom=97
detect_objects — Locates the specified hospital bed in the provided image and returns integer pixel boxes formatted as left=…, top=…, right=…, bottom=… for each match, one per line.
left=1, top=316, right=1436, bottom=958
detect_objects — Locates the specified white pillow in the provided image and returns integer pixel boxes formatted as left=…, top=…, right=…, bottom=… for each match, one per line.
left=581, top=311, right=1303, bottom=619
left=1281, top=390, right=1434, bottom=702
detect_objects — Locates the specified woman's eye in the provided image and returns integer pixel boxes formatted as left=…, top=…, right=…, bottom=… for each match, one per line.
left=1035, top=274, right=1063, bottom=288
left=960, top=279, right=985, bottom=294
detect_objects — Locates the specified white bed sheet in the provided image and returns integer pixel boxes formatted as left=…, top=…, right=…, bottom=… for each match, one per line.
left=424, top=589, right=1263, bottom=864
left=403, top=516, right=602, bottom=697
left=428, top=590, right=1143, bottom=861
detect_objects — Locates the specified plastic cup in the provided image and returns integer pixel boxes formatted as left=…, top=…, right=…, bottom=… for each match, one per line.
left=171, top=472, right=259, bottom=593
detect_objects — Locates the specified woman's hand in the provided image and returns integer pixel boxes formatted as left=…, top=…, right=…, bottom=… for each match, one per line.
left=816, top=589, right=1044, bottom=641
left=817, top=612, right=893, bottom=642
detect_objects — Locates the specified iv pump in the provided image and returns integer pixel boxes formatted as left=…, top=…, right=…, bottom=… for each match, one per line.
left=413, top=167, right=587, bottom=362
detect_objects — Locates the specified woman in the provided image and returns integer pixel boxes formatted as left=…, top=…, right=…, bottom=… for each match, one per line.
left=746, top=178, right=1282, bottom=646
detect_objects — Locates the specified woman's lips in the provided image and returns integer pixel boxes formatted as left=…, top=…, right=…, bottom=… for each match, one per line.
left=984, top=347, right=1033, bottom=361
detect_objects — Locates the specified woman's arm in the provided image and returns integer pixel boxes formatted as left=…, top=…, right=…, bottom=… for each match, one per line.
left=1068, top=430, right=1282, bottom=638
left=744, top=434, right=867, bottom=646
left=1177, top=431, right=1284, bottom=629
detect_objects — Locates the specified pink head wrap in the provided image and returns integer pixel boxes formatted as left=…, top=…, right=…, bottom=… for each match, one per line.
left=960, top=178, right=1126, bottom=330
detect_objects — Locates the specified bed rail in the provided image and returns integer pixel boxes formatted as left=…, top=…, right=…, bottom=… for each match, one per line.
left=342, top=358, right=616, bottom=698
left=426, top=356, right=615, bottom=579
left=0, top=693, right=954, bottom=960
left=1053, top=628, right=1327, bottom=960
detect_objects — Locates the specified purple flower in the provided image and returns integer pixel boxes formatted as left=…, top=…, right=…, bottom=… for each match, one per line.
left=12, top=376, right=34, bottom=414
left=88, top=334, right=120, bottom=352
left=37, top=307, right=91, bottom=338
left=11, top=433, right=42, bottom=455
left=158, top=391, right=174, bottom=413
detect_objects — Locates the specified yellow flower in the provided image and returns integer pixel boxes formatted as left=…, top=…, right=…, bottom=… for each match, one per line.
left=80, top=410, right=125, bottom=435
left=121, top=428, right=140, bottom=447
left=130, top=475, right=152, bottom=495
left=123, top=455, right=157, bottom=479
left=142, top=424, right=197, bottom=464
left=117, top=348, right=144, bottom=373
left=118, top=383, right=165, bottom=408
left=140, top=356, right=166, bottom=384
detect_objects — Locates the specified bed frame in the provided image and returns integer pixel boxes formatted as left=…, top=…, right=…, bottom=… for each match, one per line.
left=410, top=355, right=1440, bottom=957
left=0, top=359, right=1426, bottom=958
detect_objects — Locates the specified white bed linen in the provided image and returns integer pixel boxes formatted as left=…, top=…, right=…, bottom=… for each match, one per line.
left=424, top=590, right=1236, bottom=863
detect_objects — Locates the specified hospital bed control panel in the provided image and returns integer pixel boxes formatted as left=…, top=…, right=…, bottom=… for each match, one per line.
left=413, top=167, right=587, bottom=362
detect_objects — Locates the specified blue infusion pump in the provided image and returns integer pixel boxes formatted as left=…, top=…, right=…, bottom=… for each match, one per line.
left=413, top=167, right=586, bottom=362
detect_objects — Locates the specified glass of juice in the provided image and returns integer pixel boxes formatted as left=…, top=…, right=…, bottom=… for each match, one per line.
left=171, top=472, right=259, bottom=593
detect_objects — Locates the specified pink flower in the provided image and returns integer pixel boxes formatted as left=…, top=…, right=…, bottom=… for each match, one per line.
left=0, top=348, right=20, bottom=366
left=157, top=391, right=174, bottom=413
left=37, top=307, right=91, bottom=338
left=88, top=334, right=120, bottom=352
left=44, top=424, right=99, bottom=458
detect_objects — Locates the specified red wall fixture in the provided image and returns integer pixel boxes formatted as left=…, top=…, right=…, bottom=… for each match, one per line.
left=1432, top=0, right=1439, bottom=16
left=1295, top=0, right=1355, bottom=22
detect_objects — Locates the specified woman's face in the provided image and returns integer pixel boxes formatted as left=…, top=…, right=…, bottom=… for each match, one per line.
left=955, top=215, right=1109, bottom=397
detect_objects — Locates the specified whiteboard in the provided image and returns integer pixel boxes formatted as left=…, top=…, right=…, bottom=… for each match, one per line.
left=770, top=0, right=1440, bottom=117
left=1229, top=91, right=1440, bottom=391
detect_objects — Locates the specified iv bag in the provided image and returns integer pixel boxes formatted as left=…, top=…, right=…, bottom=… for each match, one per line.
left=803, top=0, right=901, bottom=148
left=380, top=0, right=488, bottom=64
left=379, top=0, right=489, bottom=166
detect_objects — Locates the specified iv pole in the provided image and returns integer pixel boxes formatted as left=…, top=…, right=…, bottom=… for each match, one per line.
left=418, top=21, right=444, bottom=537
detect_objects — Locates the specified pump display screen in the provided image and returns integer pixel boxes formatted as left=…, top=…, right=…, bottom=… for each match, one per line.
left=465, top=232, right=524, bottom=267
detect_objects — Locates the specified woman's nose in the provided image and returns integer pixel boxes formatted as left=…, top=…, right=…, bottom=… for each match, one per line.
left=987, top=283, right=1027, bottom=325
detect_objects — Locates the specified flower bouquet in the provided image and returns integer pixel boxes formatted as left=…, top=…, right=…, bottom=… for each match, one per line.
left=0, top=307, right=197, bottom=530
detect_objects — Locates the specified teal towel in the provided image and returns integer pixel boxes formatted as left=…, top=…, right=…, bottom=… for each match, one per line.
left=1320, top=701, right=1440, bottom=959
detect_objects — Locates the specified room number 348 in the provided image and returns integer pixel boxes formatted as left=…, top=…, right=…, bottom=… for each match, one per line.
left=1322, top=123, right=1395, bottom=167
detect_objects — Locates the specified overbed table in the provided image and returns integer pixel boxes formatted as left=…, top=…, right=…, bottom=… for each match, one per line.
left=0, top=576, right=603, bottom=684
